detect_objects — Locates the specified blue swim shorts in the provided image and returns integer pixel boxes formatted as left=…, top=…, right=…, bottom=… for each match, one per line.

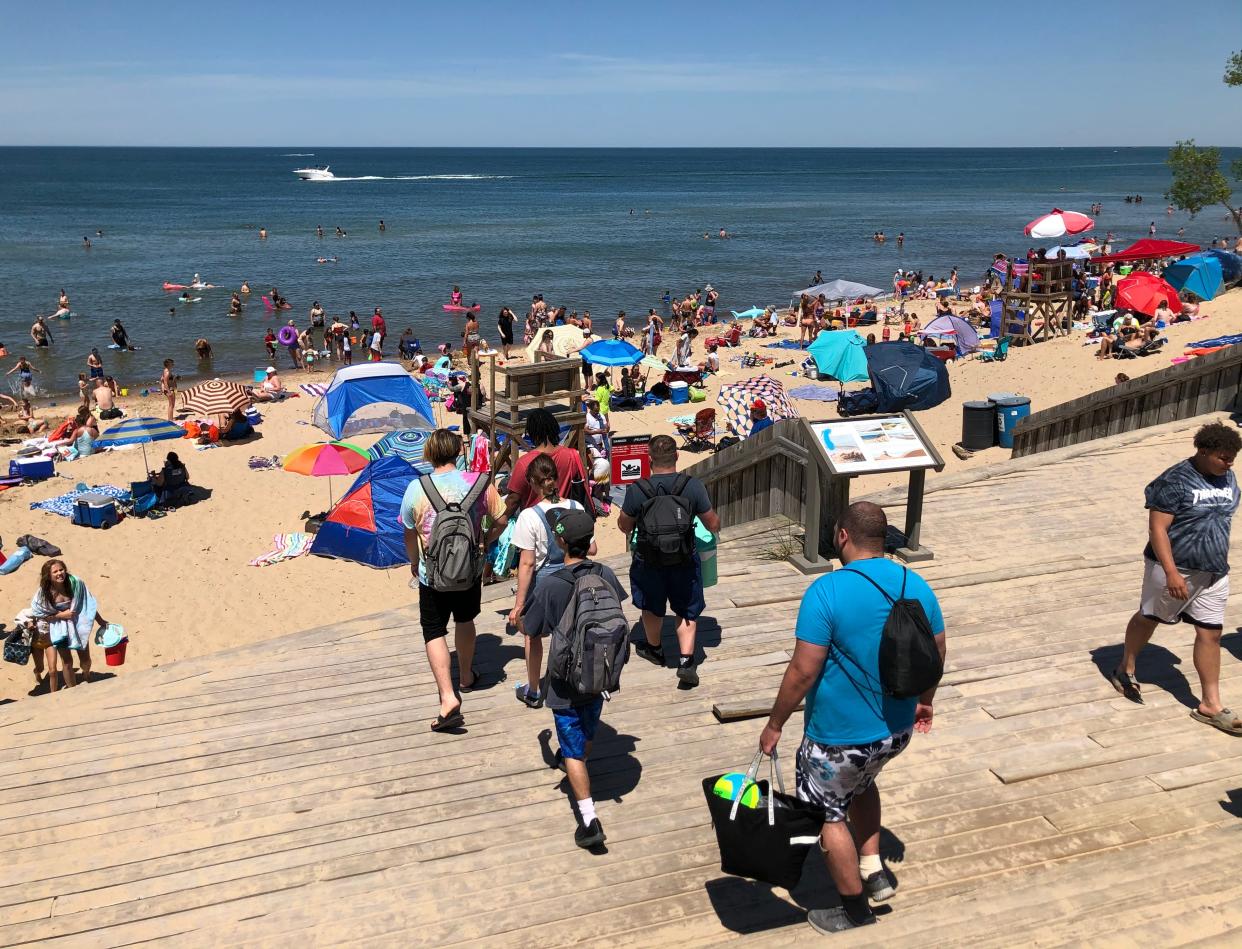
left=553, top=698, right=604, bottom=761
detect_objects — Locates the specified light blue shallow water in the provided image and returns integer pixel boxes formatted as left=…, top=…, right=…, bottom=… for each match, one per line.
left=2, top=146, right=1237, bottom=396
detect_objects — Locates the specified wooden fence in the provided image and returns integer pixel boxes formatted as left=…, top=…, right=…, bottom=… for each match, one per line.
left=684, top=419, right=815, bottom=530
left=1011, top=343, right=1242, bottom=457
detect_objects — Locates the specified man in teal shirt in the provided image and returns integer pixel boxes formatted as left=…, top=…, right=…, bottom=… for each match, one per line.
left=760, top=501, right=946, bottom=935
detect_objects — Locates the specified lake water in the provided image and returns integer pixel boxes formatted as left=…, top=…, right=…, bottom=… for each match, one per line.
left=3, top=146, right=1237, bottom=396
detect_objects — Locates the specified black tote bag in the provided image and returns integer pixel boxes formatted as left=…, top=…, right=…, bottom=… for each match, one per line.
left=701, top=749, right=824, bottom=890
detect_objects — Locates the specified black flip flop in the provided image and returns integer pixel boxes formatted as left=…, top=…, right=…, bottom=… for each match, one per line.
left=458, top=667, right=483, bottom=693
left=430, top=708, right=464, bottom=732
left=1110, top=667, right=1143, bottom=703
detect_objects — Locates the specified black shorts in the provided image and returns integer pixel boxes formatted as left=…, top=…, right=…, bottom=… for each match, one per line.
left=418, top=581, right=482, bottom=642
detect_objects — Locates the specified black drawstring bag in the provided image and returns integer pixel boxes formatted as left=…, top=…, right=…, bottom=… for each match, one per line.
left=701, top=750, right=824, bottom=890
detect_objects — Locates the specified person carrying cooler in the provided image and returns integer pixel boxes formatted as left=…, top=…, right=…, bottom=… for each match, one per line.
left=507, top=453, right=596, bottom=709
left=617, top=434, right=719, bottom=687
left=401, top=429, right=508, bottom=733
left=520, top=508, right=629, bottom=849
left=760, top=502, right=946, bottom=934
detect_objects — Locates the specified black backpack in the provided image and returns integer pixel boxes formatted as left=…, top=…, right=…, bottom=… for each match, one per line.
left=838, top=567, right=942, bottom=699
left=634, top=475, right=696, bottom=567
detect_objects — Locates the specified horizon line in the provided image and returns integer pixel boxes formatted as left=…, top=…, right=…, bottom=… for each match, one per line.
left=2, top=143, right=1241, bottom=150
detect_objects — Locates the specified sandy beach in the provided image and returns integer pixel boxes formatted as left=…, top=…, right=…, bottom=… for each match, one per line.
left=3, top=287, right=1242, bottom=701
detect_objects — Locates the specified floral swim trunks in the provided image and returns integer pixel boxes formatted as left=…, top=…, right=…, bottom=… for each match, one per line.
left=795, top=729, right=913, bottom=822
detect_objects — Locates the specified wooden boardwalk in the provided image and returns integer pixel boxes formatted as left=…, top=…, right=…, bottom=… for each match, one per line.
left=4, top=415, right=1242, bottom=946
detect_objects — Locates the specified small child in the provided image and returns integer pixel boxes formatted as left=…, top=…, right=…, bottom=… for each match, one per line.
left=520, top=509, right=628, bottom=850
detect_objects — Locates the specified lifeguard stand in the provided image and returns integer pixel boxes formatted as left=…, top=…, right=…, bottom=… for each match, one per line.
left=467, top=352, right=589, bottom=476
left=999, top=257, right=1075, bottom=346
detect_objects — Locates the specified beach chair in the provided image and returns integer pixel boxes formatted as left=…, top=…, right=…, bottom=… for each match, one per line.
left=978, top=336, right=1011, bottom=363
left=1114, top=336, right=1167, bottom=360
left=675, top=408, right=717, bottom=453
left=129, top=480, right=159, bottom=517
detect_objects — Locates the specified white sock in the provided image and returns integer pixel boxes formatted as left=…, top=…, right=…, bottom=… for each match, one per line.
left=577, top=797, right=597, bottom=825
left=859, top=853, right=883, bottom=876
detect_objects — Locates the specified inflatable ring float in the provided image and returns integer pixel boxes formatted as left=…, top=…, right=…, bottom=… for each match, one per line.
left=277, top=325, right=298, bottom=346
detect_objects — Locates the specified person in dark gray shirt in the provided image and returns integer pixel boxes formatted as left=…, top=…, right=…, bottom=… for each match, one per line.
left=1112, top=422, right=1242, bottom=735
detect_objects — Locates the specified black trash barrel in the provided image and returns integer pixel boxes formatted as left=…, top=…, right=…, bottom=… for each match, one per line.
left=962, top=400, right=997, bottom=450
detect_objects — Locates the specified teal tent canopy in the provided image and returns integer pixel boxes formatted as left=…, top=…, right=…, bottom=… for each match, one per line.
left=806, top=330, right=870, bottom=383
left=1164, top=254, right=1224, bottom=301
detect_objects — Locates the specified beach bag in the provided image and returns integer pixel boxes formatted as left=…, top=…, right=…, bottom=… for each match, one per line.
left=702, top=750, right=823, bottom=890
left=3, top=626, right=33, bottom=666
left=689, top=386, right=707, bottom=403
left=421, top=473, right=490, bottom=592
left=840, top=567, right=943, bottom=699
left=837, top=388, right=880, bottom=418
left=16, top=535, right=61, bottom=557
left=548, top=564, right=629, bottom=698
left=634, top=475, right=696, bottom=567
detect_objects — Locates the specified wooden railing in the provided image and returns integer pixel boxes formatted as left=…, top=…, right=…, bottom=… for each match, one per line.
left=1011, top=343, right=1242, bottom=457
left=685, top=419, right=841, bottom=569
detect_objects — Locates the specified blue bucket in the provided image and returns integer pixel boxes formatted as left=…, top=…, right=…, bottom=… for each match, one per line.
left=669, top=381, right=690, bottom=405
left=253, top=368, right=267, bottom=384
left=996, top=396, right=1031, bottom=449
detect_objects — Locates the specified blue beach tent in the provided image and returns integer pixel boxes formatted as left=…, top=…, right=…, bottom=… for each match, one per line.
left=310, top=455, right=418, bottom=568
left=865, top=341, right=951, bottom=412
left=312, top=363, right=435, bottom=440
left=1164, top=255, right=1223, bottom=302
left=807, top=330, right=870, bottom=383
left=1199, top=250, right=1242, bottom=287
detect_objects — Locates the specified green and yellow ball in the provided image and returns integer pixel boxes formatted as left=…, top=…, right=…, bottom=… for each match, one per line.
left=713, top=772, right=761, bottom=808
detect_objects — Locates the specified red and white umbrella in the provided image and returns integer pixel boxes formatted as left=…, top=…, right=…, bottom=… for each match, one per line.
left=1024, top=208, right=1095, bottom=240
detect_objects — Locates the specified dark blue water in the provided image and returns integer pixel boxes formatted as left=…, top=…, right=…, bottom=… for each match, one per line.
left=3, top=146, right=1237, bottom=396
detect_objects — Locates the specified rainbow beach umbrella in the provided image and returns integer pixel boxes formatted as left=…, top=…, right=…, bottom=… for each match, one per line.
left=283, top=441, right=370, bottom=506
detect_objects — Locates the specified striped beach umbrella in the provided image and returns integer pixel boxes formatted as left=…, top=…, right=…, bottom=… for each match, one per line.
left=180, top=379, right=251, bottom=417
left=1024, top=208, right=1095, bottom=240
left=369, top=429, right=433, bottom=473
left=95, top=416, right=186, bottom=473
left=717, top=375, right=799, bottom=438
left=283, top=441, right=371, bottom=506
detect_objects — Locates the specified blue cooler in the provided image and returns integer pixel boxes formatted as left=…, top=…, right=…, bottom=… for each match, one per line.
left=9, top=456, right=54, bottom=481
left=669, top=381, right=690, bottom=405
left=996, top=396, right=1032, bottom=449
left=72, top=492, right=120, bottom=529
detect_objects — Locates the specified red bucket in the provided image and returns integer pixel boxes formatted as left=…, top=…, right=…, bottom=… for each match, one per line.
left=104, top=639, right=128, bottom=666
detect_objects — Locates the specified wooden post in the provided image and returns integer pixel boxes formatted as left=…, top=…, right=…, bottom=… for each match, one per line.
left=788, top=452, right=834, bottom=576
left=894, top=468, right=934, bottom=562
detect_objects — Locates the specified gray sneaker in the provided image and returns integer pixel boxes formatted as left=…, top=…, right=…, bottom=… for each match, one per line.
left=807, top=907, right=875, bottom=934
left=863, top=869, right=895, bottom=902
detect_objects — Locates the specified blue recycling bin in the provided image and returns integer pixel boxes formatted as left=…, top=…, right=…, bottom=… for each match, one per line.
left=996, top=396, right=1031, bottom=449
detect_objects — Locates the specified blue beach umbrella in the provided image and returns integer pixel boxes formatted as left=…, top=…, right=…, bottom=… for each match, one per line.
left=369, top=429, right=433, bottom=473
left=95, top=416, right=185, bottom=472
left=579, top=339, right=643, bottom=367
left=807, top=330, right=870, bottom=384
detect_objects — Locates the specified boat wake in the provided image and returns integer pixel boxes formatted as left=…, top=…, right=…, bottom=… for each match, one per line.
left=281, top=153, right=315, bottom=156
left=309, top=174, right=512, bottom=182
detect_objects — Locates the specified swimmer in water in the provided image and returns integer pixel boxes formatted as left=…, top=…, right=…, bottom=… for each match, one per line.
left=83, top=236, right=91, bottom=249
left=316, top=224, right=324, bottom=238
left=240, top=281, right=251, bottom=294
left=719, top=228, right=728, bottom=239
left=95, top=229, right=103, bottom=237
left=58, top=289, right=70, bottom=310
left=451, top=286, right=463, bottom=306
left=259, top=227, right=268, bottom=240
left=379, top=219, right=386, bottom=231
left=30, top=316, right=52, bottom=347
left=316, top=257, right=338, bottom=264
left=336, top=226, right=346, bottom=238
left=194, top=338, right=213, bottom=360
left=229, top=292, right=242, bottom=315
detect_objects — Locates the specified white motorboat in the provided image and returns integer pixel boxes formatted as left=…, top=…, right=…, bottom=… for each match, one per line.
left=293, top=166, right=334, bottom=181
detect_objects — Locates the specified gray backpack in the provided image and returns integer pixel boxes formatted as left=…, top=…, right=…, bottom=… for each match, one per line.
left=548, top=564, right=630, bottom=699
left=420, top=473, right=490, bottom=591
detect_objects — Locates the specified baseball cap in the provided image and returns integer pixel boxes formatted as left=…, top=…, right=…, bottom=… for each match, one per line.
left=752, top=398, right=766, bottom=411
left=266, top=366, right=277, bottom=374
left=546, top=508, right=594, bottom=546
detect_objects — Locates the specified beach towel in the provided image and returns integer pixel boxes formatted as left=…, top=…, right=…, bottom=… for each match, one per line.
left=30, top=485, right=131, bottom=518
left=788, top=384, right=841, bottom=402
left=249, top=532, right=313, bottom=567
left=764, top=340, right=805, bottom=350
left=248, top=455, right=283, bottom=471
left=299, top=383, right=329, bottom=397
left=31, top=574, right=97, bottom=650
left=1187, top=334, right=1242, bottom=350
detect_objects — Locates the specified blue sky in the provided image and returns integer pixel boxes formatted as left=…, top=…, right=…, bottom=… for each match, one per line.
left=1, top=0, right=1238, bottom=146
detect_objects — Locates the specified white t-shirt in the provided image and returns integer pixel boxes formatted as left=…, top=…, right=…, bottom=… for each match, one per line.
left=370, top=332, right=382, bottom=352
left=512, top=498, right=584, bottom=571
left=585, top=411, right=607, bottom=451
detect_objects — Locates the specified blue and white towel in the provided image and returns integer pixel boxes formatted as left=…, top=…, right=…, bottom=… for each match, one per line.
left=30, top=485, right=131, bottom=518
